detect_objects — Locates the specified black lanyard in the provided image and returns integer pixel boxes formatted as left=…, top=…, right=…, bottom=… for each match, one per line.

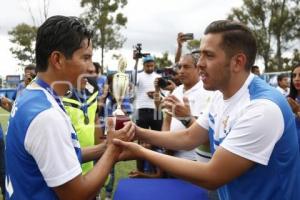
left=35, top=78, right=66, bottom=113
left=72, top=89, right=90, bottom=124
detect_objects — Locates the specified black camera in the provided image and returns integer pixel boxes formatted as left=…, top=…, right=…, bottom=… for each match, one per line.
left=156, top=67, right=178, bottom=89
left=157, top=77, right=171, bottom=89
left=133, top=43, right=150, bottom=59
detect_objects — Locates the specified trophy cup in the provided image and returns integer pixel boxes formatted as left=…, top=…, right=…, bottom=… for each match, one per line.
left=112, top=57, right=130, bottom=130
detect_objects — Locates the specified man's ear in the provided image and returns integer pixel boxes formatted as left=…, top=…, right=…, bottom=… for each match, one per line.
left=49, top=51, right=64, bottom=70
left=231, top=53, right=247, bottom=73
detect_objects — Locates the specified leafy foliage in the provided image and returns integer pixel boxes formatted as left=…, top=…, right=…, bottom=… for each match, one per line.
left=186, top=39, right=201, bottom=52
left=154, top=52, right=173, bottom=69
left=228, top=0, right=300, bottom=72
left=80, top=0, right=128, bottom=67
left=8, top=23, right=37, bottom=67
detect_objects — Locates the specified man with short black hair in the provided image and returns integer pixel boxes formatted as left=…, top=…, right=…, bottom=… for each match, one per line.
left=135, top=55, right=163, bottom=131
left=5, top=15, right=134, bottom=200
left=276, top=73, right=290, bottom=97
left=16, top=64, right=36, bottom=95
left=135, top=55, right=163, bottom=172
left=0, top=64, right=36, bottom=112
left=251, top=65, right=260, bottom=76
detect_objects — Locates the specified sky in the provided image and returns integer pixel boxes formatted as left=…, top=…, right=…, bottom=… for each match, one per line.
left=0, top=0, right=244, bottom=77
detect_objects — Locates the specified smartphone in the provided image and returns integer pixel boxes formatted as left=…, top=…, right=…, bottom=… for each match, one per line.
left=182, top=33, right=194, bottom=40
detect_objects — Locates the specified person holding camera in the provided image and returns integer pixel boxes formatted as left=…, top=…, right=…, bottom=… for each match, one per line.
left=135, top=55, right=163, bottom=172
left=16, top=64, right=36, bottom=95
left=175, top=32, right=193, bottom=63
left=0, top=65, right=36, bottom=112
left=135, top=55, right=163, bottom=130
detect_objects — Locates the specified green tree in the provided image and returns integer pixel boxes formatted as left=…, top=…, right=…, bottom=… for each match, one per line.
left=80, top=0, right=128, bottom=67
left=186, top=39, right=201, bottom=52
left=8, top=23, right=37, bottom=66
left=8, top=0, right=49, bottom=68
left=154, top=52, right=173, bottom=69
left=291, top=49, right=300, bottom=67
left=228, top=0, right=300, bottom=72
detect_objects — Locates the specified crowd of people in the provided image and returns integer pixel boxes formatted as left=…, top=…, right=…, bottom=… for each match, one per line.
left=0, top=15, right=300, bottom=200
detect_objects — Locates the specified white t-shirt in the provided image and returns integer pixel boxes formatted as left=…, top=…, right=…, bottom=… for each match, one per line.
left=197, top=74, right=284, bottom=165
left=170, top=81, right=213, bottom=161
left=135, top=71, right=161, bottom=109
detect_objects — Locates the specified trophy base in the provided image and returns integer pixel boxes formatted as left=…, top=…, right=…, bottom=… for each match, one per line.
left=113, top=108, right=125, bottom=116
left=115, top=115, right=130, bottom=130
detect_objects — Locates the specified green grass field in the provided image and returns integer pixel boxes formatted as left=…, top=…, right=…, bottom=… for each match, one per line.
left=0, top=108, right=9, bottom=134
left=0, top=108, right=135, bottom=199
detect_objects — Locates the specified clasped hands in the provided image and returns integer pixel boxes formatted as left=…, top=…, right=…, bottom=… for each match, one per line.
left=105, top=117, right=145, bottom=161
left=161, top=95, right=191, bottom=119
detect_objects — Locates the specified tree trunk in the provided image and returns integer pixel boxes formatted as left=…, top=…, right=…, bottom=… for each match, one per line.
left=263, top=55, right=270, bottom=72
left=101, top=47, right=104, bottom=70
left=276, top=35, right=283, bottom=71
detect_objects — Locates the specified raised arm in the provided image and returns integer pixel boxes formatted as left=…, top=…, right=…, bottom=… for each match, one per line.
left=175, top=32, right=185, bottom=63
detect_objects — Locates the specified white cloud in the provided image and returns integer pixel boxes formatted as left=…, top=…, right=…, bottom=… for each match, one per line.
left=0, top=0, right=243, bottom=77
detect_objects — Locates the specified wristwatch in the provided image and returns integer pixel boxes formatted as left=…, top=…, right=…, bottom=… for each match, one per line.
left=180, top=117, right=192, bottom=127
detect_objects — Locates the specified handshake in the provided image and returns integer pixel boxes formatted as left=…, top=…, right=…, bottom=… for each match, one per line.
left=104, top=116, right=144, bottom=161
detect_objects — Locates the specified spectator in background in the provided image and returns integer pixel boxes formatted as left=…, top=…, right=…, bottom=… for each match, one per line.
left=135, top=55, right=163, bottom=172
left=251, top=65, right=260, bottom=76
left=276, top=73, right=290, bottom=97
left=160, top=53, right=217, bottom=200
left=287, top=63, right=300, bottom=152
left=175, top=32, right=189, bottom=63
left=0, top=65, right=36, bottom=112
left=16, top=64, right=36, bottom=96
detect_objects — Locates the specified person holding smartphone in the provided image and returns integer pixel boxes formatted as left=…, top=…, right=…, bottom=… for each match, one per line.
left=175, top=32, right=194, bottom=63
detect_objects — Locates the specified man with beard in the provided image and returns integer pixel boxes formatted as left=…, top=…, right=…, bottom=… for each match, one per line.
left=114, top=20, right=300, bottom=200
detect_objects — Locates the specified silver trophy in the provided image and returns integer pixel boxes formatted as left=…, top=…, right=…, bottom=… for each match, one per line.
left=112, top=57, right=129, bottom=116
